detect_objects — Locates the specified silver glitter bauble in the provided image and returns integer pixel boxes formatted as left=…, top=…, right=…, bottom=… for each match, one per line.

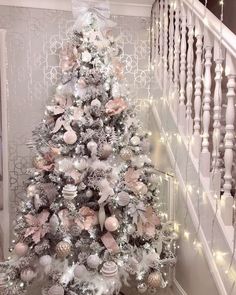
left=117, top=192, right=130, bottom=206
left=130, top=136, right=140, bottom=146
left=20, top=268, right=36, bottom=282
left=137, top=283, right=148, bottom=293
left=120, top=147, right=133, bottom=161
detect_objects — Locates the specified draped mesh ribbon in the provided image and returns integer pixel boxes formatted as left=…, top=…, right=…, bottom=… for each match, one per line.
left=72, top=0, right=116, bottom=31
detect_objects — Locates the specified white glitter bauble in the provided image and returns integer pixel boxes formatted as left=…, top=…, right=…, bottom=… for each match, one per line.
left=101, top=261, right=118, bottom=277
left=39, top=255, right=52, bottom=266
left=82, top=51, right=92, bottom=62
left=62, top=184, right=77, bottom=200
left=130, top=136, right=140, bottom=146
left=117, top=192, right=130, bottom=206
left=87, top=254, right=101, bottom=269
left=48, top=285, right=64, bottom=295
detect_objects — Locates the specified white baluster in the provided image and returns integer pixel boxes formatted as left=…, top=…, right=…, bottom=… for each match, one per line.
left=169, top=1, right=174, bottom=93
left=173, top=0, right=180, bottom=115
left=200, top=31, right=213, bottom=179
left=210, top=39, right=224, bottom=197
left=163, top=0, right=169, bottom=98
left=192, top=19, right=203, bottom=158
left=178, top=4, right=187, bottom=129
left=221, top=53, right=236, bottom=225
left=159, top=0, right=164, bottom=84
left=186, top=8, right=194, bottom=136
left=155, top=1, right=160, bottom=71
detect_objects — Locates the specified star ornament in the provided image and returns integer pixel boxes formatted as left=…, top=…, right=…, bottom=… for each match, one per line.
left=24, top=210, right=50, bottom=244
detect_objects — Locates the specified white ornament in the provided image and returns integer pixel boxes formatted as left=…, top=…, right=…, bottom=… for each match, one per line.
left=48, top=285, right=64, bottom=295
left=87, top=254, right=101, bottom=269
left=130, top=136, right=140, bottom=146
left=74, top=264, right=88, bottom=278
left=39, top=255, right=52, bottom=266
left=87, top=141, right=98, bottom=158
left=62, top=184, right=77, bottom=200
left=82, top=51, right=92, bottom=62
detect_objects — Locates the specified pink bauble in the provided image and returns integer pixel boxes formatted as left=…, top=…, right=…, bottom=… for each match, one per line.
left=48, top=285, right=64, bottom=295
left=101, top=261, right=118, bottom=277
left=14, top=242, right=29, bottom=257
left=74, top=264, right=87, bottom=278
left=20, top=268, right=36, bottom=282
left=63, top=131, right=77, bottom=145
left=105, top=216, right=119, bottom=232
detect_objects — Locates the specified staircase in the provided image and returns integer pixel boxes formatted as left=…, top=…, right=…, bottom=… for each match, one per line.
left=150, top=0, right=236, bottom=294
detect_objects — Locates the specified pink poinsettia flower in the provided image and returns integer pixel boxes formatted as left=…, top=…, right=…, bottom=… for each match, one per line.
left=24, top=210, right=50, bottom=244
left=124, top=168, right=140, bottom=188
left=105, top=98, right=127, bottom=116
left=59, top=44, right=77, bottom=72
left=75, top=207, right=98, bottom=231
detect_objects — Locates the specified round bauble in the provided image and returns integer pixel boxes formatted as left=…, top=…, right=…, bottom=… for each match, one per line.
left=14, top=242, right=29, bottom=257
left=48, top=285, right=64, bottom=295
left=127, top=224, right=136, bottom=235
left=63, top=130, right=77, bottom=145
left=117, top=192, right=130, bottom=206
left=147, top=272, right=162, bottom=288
left=85, top=189, right=93, bottom=198
left=137, top=283, right=148, bottom=293
left=130, top=136, right=140, bottom=146
left=133, top=182, right=148, bottom=195
left=101, top=261, right=118, bottom=277
left=27, top=184, right=38, bottom=197
left=20, top=268, right=36, bottom=282
left=87, top=254, right=101, bottom=269
left=91, top=99, right=101, bottom=108
left=105, top=216, right=119, bottom=232
left=120, top=147, right=133, bottom=161
left=74, top=158, right=88, bottom=171
left=70, top=225, right=82, bottom=237
left=100, top=144, right=112, bottom=160
left=62, top=184, right=77, bottom=200
left=55, top=241, right=71, bottom=259
left=33, top=155, right=47, bottom=169
left=39, top=255, right=52, bottom=267
left=74, top=264, right=87, bottom=278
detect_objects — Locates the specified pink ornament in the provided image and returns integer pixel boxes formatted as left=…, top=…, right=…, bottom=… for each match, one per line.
left=105, top=216, right=119, bottom=232
left=20, top=268, right=36, bottom=282
left=63, top=130, right=77, bottom=145
left=48, top=285, right=64, bottom=295
left=14, top=242, right=29, bottom=257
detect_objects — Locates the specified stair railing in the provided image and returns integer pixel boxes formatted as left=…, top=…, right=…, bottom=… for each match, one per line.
left=151, top=0, right=236, bottom=228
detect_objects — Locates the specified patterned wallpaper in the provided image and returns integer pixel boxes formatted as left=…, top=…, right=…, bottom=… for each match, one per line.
left=0, top=6, right=150, bottom=217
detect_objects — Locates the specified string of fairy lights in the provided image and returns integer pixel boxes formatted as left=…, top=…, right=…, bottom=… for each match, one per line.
left=150, top=0, right=236, bottom=292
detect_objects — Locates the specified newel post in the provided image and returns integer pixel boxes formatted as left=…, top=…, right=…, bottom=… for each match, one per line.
left=221, top=52, right=236, bottom=225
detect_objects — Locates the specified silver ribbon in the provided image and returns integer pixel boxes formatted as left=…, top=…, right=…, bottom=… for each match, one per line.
left=72, top=0, right=116, bottom=31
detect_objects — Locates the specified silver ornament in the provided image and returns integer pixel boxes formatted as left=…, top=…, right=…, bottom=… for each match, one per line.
left=87, top=254, right=101, bottom=269
left=117, top=192, right=130, bottom=206
left=130, top=136, right=140, bottom=146
left=120, top=147, right=133, bottom=161
left=91, top=99, right=101, bottom=108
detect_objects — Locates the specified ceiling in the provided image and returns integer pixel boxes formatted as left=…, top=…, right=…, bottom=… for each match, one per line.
left=0, top=0, right=152, bottom=16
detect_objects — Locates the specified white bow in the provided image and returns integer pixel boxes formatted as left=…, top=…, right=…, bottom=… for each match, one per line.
left=72, top=0, right=116, bottom=31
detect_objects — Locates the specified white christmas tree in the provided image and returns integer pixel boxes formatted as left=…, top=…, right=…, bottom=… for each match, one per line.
left=0, top=1, right=177, bottom=295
